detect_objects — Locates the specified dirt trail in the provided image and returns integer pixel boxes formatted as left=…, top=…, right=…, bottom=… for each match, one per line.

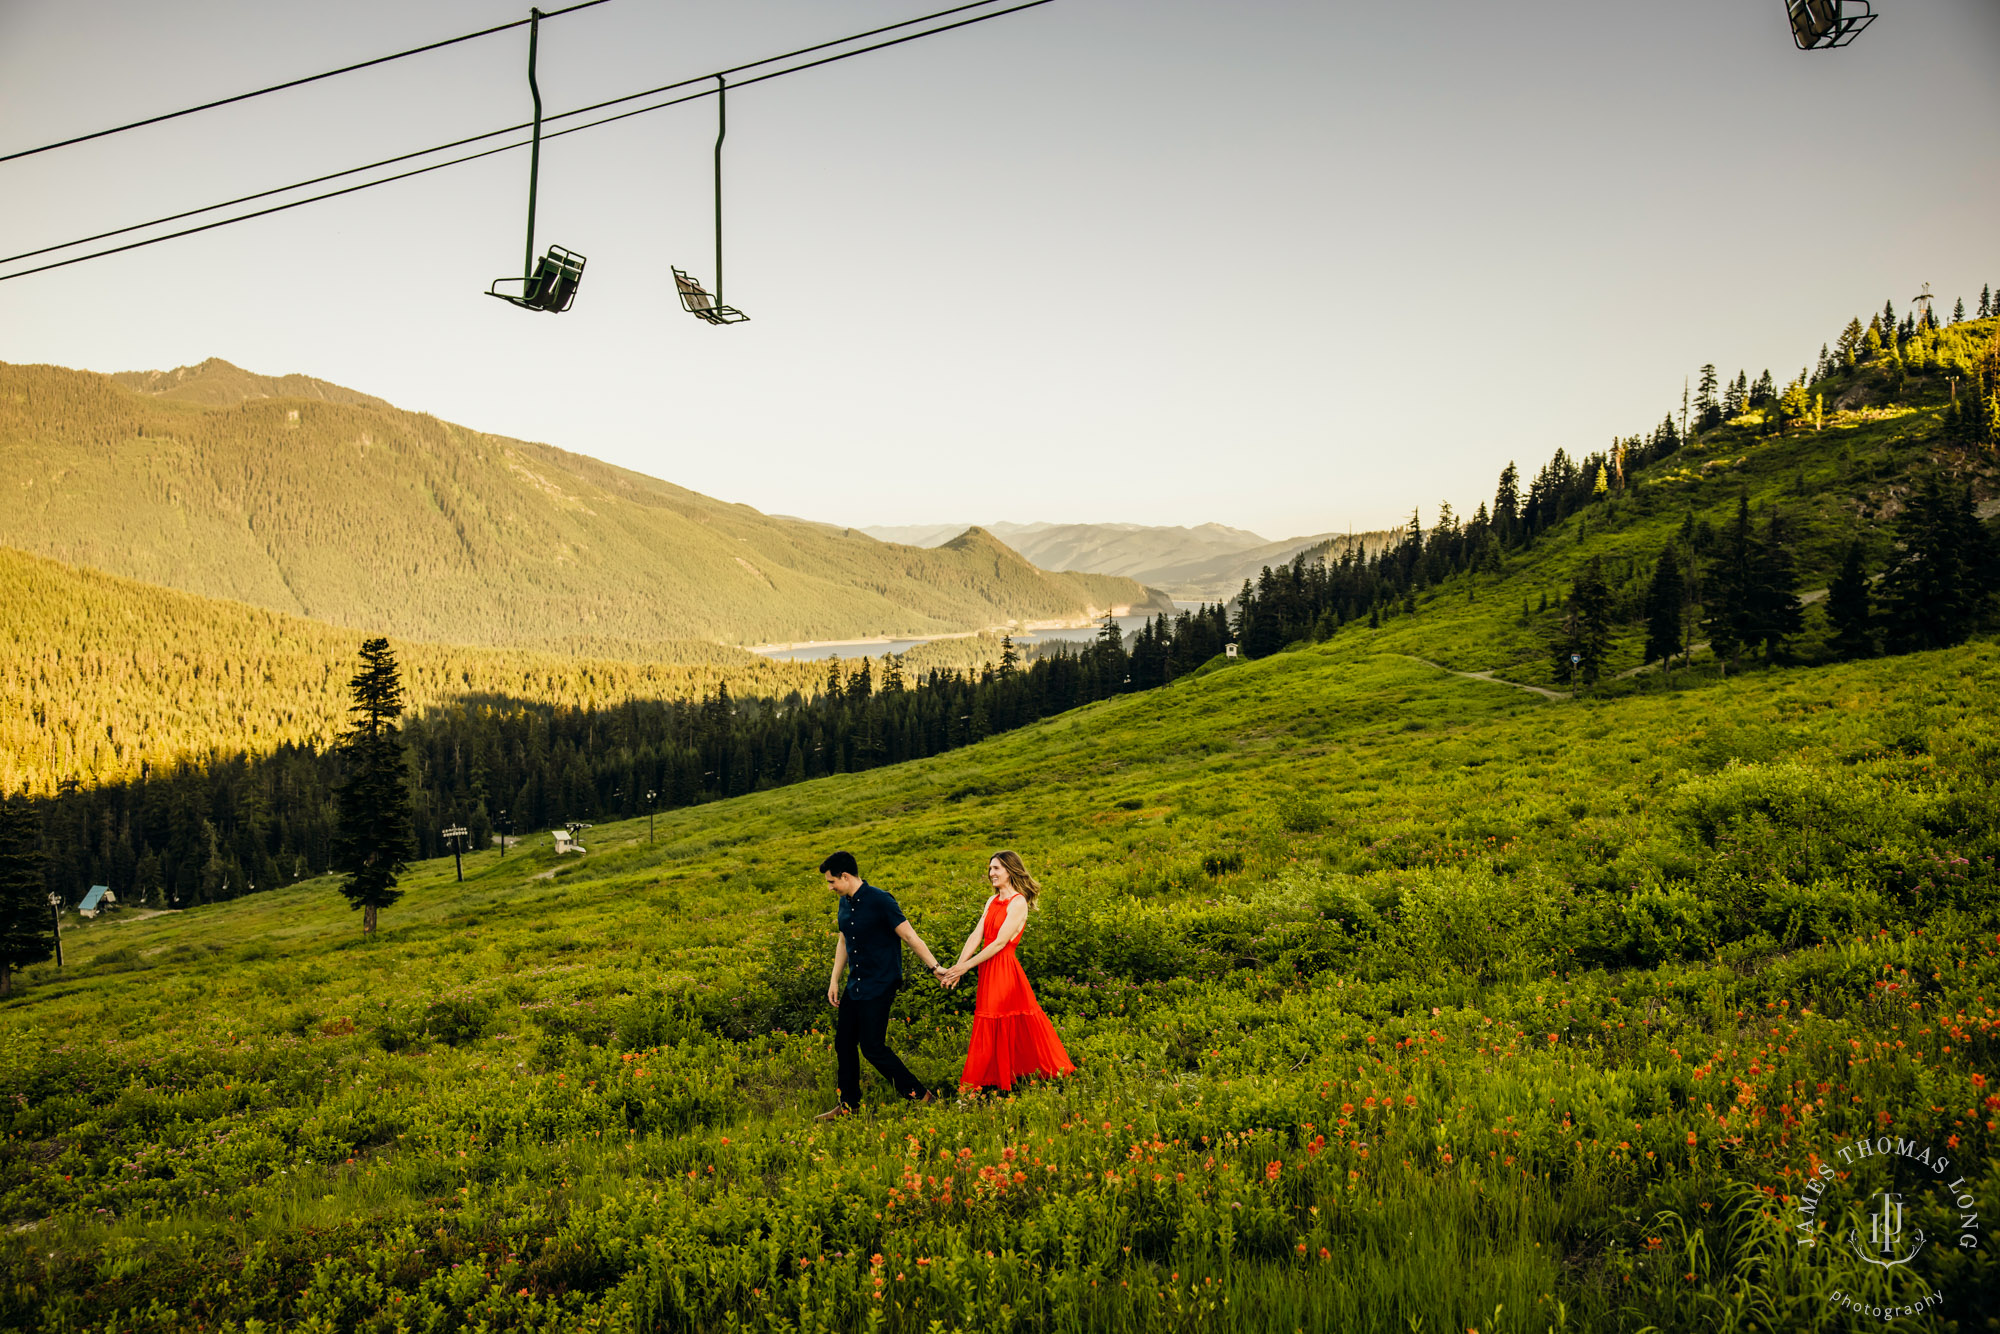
left=1396, top=655, right=1570, bottom=701
left=1407, top=585, right=1832, bottom=693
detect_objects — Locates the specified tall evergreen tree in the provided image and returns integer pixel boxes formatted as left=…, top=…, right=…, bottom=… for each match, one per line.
left=1981, top=284, right=1992, bottom=319
left=0, top=798, right=54, bottom=996
left=1747, top=508, right=1804, bottom=661
left=1879, top=474, right=1998, bottom=652
left=1552, top=558, right=1613, bottom=685
left=1953, top=297, right=1966, bottom=324
left=1642, top=546, right=1686, bottom=667
left=1825, top=539, right=1874, bottom=659
left=1703, top=495, right=1759, bottom=671
left=1838, top=317, right=1865, bottom=369
left=1694, top=364, right=1719, bottom=426
left=331, top=638, right=416, bottom=935
left=1493, top=462, right=1521, bottom=542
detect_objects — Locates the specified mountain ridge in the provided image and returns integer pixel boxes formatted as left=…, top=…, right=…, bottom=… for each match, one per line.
left=0, top=360, right=1170, bottom=647
left=860, top=518, right=1398, bottom=598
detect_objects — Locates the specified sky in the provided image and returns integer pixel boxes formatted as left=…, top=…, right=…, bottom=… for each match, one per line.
left=2, top=0, right=1997, bottom=540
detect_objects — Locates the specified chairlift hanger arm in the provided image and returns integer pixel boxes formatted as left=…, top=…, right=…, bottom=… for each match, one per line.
left=0, top=0, right=1057, bottom=285
left=0, top=0, right=612, bottom=165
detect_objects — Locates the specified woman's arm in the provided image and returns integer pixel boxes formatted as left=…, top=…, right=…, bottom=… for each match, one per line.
left=954, top=897, right=995, bottom=965
left=943, top=898, right=1029, bottom=981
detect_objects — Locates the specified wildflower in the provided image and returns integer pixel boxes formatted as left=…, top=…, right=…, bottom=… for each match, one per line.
left=1266, top=1161, right=1282, bottom=1182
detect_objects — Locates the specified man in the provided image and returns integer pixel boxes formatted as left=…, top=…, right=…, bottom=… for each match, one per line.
left=818, top=850, right=944, bottom=1119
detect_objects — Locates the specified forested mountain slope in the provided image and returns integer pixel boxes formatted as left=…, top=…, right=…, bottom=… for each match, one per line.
left=0, top=361, right=1167, bottom=647
left=0, top=544, right=852, bottom=794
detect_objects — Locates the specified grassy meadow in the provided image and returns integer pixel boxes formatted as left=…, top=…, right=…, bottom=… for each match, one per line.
left=4, top=621, right=1997, bottom=1331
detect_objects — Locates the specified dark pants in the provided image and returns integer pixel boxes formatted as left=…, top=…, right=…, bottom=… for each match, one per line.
left=836, top=984, right=929, bottom=1109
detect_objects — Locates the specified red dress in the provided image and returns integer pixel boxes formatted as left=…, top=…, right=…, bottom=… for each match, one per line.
left=960, top=894, right=1075, bottom=1089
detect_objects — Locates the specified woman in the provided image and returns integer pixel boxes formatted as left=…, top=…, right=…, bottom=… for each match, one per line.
left=938, top=850, right=1075, bottom=1091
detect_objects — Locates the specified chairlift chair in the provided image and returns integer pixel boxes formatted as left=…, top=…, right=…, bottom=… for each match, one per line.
left=492, top=245, right=586, bottom=312
left=486, top=8, right=587, bottom=312
left=1786, top=0, right=1876, bottom=50
left=673, top=267, right=746, bottom=324
left=676, top=75, right=749, bottom=325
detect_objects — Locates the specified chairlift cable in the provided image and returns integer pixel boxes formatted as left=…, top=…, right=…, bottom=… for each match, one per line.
left=0, top=0, right=613, bottom=165
left=0, top=0, right=1054, bottom=285
left=0, top=0, right=1039, bottom=272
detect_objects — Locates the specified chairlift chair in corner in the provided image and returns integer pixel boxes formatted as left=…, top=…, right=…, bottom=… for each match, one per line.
left=485, top=8, right=588, bottom=313
left=1786, top=0, right=1875, bottom=50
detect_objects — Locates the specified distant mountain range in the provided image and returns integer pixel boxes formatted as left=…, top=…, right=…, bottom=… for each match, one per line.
left=861, top=520, right=1395, bottom=600
left=0, top=359, right=1169, bottom=648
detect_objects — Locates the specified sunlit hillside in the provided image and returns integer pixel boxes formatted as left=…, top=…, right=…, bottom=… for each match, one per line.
left=0, top=360, right=1169, bottom=648
left=4, top=616, right=1995, bottom=1330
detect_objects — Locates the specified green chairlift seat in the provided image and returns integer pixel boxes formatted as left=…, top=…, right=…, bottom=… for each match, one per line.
left=491, top=245, right=586, bottom=312
left=672, top=267, right=746, bottom=324
left=1787, top=0, right=1875, bottom=49
left=485, top=8, right=586, bottom=313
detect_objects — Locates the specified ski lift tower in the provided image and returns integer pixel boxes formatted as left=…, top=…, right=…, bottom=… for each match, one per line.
left=1911, top=283, right=1937, bottom=330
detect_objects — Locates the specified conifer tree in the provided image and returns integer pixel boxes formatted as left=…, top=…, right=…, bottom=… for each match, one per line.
left=1879, top=474, right=1998, bottom=652
left=1642, top=547, right=1685, bottom=667
left=331, top=638, right=415, bottom=935
left=1748, top=509, right=1804, bottom=661
left=1839, top=318, right=1864, bottom=369
left=1981, top=284, right=1992, bottom=319
left=998, top=635, right=1020, bottom=679
left=1552, top=558, right=1613, bottom=685
left=1953, top=298, right=1966, bottom=324
left=0, top=798, right=53, bottom=996
left=1493, top=462, right=1521, bottom=542
left=1825, top=540, right=1874, bottom=659
left=1703, top=495, right=1758, bottom=671
left=1695, top=365, right=1721, bottom=430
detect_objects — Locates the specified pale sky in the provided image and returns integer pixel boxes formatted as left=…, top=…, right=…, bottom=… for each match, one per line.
left=2, top=0, right=1996, bottom=539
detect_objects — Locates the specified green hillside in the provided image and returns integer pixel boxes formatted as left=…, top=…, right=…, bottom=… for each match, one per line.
left=4, top=621, right=1994, bottom=1330
left=0, top=360, right=1168, bottom=647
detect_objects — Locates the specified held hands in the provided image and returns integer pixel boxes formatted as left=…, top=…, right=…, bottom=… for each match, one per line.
left=932, top=961, right=967, bottom=989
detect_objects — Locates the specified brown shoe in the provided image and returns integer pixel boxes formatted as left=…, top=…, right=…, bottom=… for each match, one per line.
left=814, top=1105, right=853, bottom=1121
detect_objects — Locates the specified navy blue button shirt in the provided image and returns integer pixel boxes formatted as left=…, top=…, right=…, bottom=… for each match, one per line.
left=837, top=883, right=908, bottom=1001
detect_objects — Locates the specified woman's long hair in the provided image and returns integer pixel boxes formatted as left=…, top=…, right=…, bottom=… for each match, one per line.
left=990, top=849, right=1042, bottom=910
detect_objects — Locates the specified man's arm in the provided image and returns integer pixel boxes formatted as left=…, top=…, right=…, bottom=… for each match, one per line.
left=894, top=919, right=944, bottom=974
left=827, top=934, right=848, bottom=1008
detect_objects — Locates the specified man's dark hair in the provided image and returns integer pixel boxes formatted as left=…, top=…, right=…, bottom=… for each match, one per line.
left=819, top=851, right=859, bottom=879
